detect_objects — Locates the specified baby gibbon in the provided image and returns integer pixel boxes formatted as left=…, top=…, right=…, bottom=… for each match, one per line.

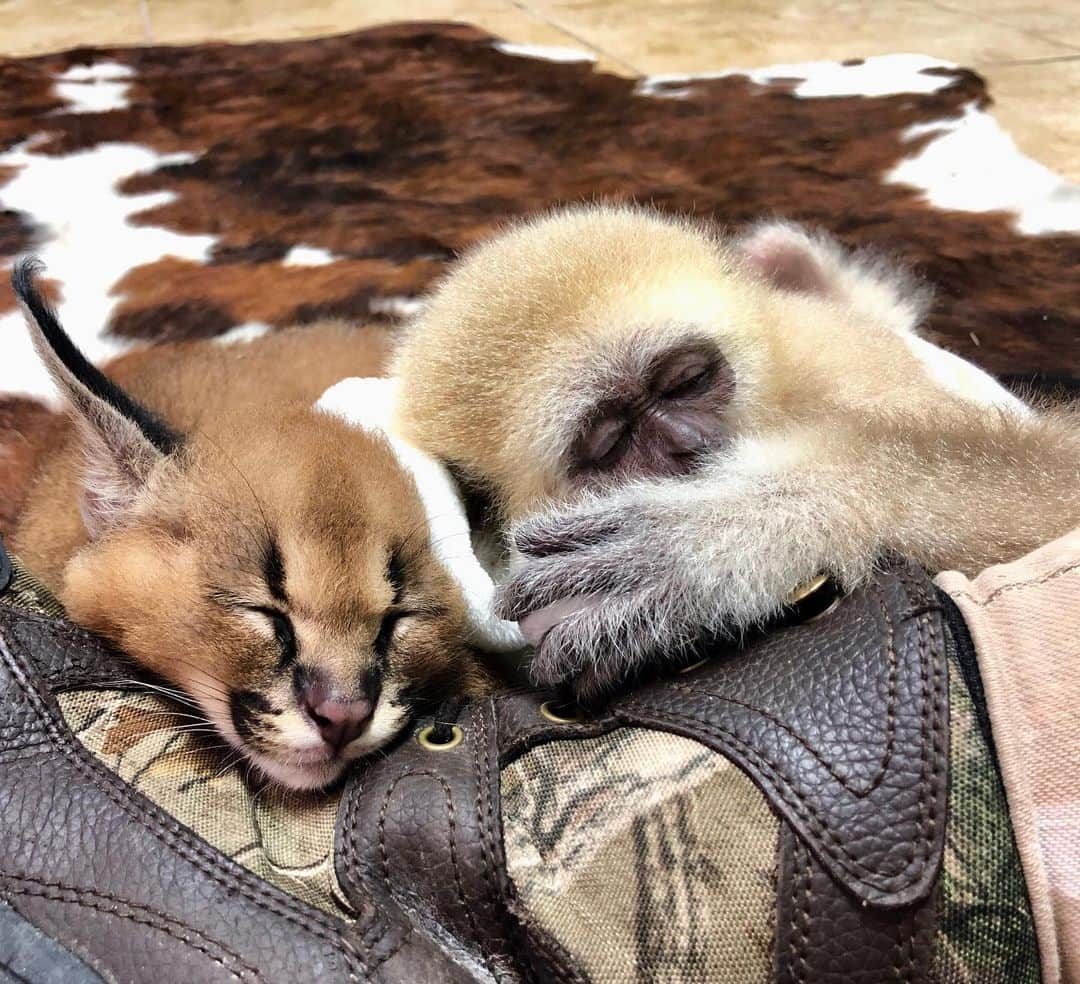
left=392, top=205, right=1080, bottom=697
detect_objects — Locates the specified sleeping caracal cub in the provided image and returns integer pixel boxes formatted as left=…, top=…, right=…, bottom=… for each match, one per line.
left=10, top=261, right=493, bottom=790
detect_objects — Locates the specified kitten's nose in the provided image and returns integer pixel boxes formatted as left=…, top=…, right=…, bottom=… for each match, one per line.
left=302, top=688, right=375, bottom=751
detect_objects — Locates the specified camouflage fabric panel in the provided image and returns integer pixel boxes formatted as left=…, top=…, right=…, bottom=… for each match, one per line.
left=501, top=728, right=776, bottom=984
left=56, top=689, right=351, bottom=918
left=0, top=557, right=65, bottom=619
left=932, top=661, right=1041, bottom=983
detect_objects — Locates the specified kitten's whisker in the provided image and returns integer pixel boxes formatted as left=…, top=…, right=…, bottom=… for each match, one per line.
left=132, top=708, right=209, bottom=721
left=100, top=678, right=206, bottom=708
left=212, top=751, right=246, bottom=779
left=201, top=433, right=275, bottom=551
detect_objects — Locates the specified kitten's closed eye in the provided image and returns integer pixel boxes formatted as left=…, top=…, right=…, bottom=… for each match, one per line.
left=374, top=610, right=409, bottom=659
left=250, top=607, right=296, bottom=670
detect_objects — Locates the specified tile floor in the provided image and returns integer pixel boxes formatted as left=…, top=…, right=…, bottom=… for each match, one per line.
left=2, top=0, right=1077, bottom=179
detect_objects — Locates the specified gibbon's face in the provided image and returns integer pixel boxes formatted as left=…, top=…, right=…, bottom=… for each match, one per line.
left=392, top=204, right=934, bottom=522
left=392, top=206, right=756, bottom=518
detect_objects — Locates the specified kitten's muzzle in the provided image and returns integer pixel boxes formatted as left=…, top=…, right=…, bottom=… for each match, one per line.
left=300, top=677, right=377, bottom=751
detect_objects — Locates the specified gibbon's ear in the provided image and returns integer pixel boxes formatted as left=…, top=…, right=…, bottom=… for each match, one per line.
left=735, top=220, right=930, bottom=332
left=736, top=219, right=836, bottom=294
left=12, top=258, right=183, bottom=537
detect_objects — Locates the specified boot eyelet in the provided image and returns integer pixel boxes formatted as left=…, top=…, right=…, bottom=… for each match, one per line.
left=806, top=595, right=842, bottom=622
left=784, top=573, right=842, bottom=623
left=539, top=700, right=585, bottom=724
left=416, top=724, right=464, bottom=750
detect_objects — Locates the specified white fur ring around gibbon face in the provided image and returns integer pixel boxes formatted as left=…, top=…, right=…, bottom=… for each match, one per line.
left=316, top=377, right=528, bottom=654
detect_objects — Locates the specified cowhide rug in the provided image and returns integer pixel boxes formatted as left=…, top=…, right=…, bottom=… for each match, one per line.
left=1, top=22, right=1078, bottom=532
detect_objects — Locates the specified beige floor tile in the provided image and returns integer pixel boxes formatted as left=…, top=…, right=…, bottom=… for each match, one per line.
left=984, top=59, right=1080, bottom=182
left=144, top=0, right=493, bottom=42
left=929, top=0, right=1080, bottom=54
left=0, top=0, right=148, bottom=56
left=522, top=0, right=1076, bottom=75
left=143, top=0, right=623, bottom=69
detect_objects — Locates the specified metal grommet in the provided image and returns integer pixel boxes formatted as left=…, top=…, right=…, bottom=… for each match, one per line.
left=677, top=657, right=709, bottom=675
left=539, top=700, right=585, bottom=724
left=805, top=594, right=842, bottom=623
left=784, top=573, right=830, bottom=607
left=416, top=724, right=464, bottom=751
left=783, top=573, right=842, bottom=623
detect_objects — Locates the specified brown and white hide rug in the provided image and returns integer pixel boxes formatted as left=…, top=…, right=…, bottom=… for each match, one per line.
left=1, top=23, right=1078, bottom=532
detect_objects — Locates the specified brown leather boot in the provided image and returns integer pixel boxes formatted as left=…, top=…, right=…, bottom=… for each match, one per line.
left=0, top=540, right=1038, bottom=983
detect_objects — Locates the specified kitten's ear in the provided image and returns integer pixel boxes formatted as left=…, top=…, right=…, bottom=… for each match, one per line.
left=735, top=220, right=930, bottom=332
left=12, top=259, right=183, bottom=537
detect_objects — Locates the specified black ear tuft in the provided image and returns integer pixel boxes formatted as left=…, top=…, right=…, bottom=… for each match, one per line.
left=11, top=257, right=181, bottom=455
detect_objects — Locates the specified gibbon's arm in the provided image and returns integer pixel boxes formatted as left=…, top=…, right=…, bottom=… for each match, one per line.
left=497, top=403, right=1080, bottom=698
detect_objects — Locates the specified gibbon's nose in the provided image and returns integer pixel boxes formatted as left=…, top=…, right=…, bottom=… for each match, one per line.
left=301, top=686, right=375, bottom=751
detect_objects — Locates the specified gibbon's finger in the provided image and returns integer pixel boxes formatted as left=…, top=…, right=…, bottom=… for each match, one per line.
left=528, top=595, right=663, bottom=698
left=528, top=609, right=616, bottom=693
left=494, top=559, right=586, bottom=622
left=510, top=505, right=624, bottom=557
left=515, top=594, right=604, bottom=649
left=495, top=541, right=651, bottom=622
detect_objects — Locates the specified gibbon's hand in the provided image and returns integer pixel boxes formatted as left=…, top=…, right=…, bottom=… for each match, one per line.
left=495, top=458, right=858, bottom=699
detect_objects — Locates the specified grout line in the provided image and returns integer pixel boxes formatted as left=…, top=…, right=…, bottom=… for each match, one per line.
left=981, top=53, right=1080, bottom=67
left=924, top=0, right=1080, bottom=56
left=505, top=0, right=643, bottom=76
left=138, top=0, right=155, bottom=43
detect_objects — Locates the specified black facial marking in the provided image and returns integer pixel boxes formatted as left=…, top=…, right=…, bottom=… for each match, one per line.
left=360, top=663, right=384, bottom=704
left=229, top=689, right=275, bottom=742
left=387, top=547, right=406, bottom=604
left=374, top=610, right=410, bottom=663
left=270, top=611, right=297, bottom=670
left=374, top=548, right=410, bottom=660
left=11, top=258, right=182, bottom=455
left=292, top=663, right=313, bottom=699
left=262, top=537, right=288, bottom=604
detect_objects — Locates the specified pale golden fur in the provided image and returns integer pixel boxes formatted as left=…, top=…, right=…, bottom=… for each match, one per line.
left=392, top=204, right=1080, bottom=695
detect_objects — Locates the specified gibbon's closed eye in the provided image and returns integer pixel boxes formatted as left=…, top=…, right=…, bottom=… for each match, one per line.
left=579, top=414, right=632, bottom=469
left=659, top=363, right=716, bottom=399
left=649, top=345, right=724, bottom=400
